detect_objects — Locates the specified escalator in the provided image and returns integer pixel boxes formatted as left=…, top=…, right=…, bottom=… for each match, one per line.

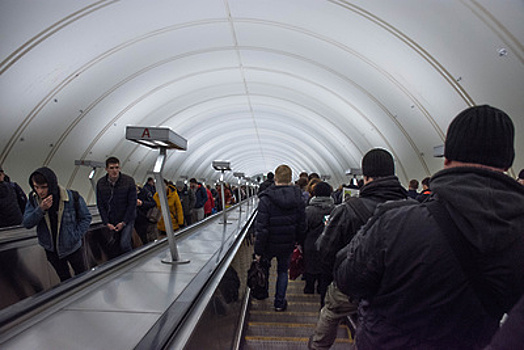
left=0, top=199, right=259, bottom=349
left=241, top=270, right=353, bottom=349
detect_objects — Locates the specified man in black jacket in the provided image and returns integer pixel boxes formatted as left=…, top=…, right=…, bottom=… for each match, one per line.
left=0, top=165, right=23, bottom=228
left=189, top=178, right=207, bottom=223
left=255, top=165, right=306, bottom=311
left=257, top=172, right=274, bottom=195
left=335, top=105, right=524, bottom=349
left=96, top=156, right=137, bottom=257
left=309, top=149, right=409, bottom=349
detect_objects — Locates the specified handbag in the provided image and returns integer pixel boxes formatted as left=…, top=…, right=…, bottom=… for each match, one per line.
left=146, top=206, right=162, bottom=223
left=247, top=259, right=269, bottom=300
left=289, top=246, right=305, bottom=280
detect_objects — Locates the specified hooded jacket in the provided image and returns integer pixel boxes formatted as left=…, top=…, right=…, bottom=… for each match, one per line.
left=302, top=196, right=335, bottom=275
left=254, top=185, right=306, bottom=257
left=153, top=184, right=184, bottom=232
left=316, top=176, right=408, bottom=273
left=23, top=167, right=92, bottom=258
left=334, top=167, right=524, bottom=350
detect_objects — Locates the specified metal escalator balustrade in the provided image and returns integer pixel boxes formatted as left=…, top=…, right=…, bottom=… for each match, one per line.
left=0, top=199, right=258, bottom=349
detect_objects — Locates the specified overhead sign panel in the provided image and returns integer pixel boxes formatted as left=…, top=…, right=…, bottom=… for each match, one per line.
left=126, top=126, right=187, bottom=150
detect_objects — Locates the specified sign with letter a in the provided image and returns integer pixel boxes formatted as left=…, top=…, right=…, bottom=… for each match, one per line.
left=142, top=128, right=150, bottom=138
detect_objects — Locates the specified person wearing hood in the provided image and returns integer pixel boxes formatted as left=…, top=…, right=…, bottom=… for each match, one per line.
left=23, top=167, right=91, bottom=282
left=300, top=181, right=334, bottom=306
left=334, top=105, right=524, bottom=349
left=309, top=148, right=409, bottom=350
left=153, top=180, right=184, bottom=235
left=255, top=164, right=306, bottom=312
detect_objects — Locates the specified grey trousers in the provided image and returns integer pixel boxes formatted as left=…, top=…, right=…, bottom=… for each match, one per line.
left=309, top=282, right=358, bottom=349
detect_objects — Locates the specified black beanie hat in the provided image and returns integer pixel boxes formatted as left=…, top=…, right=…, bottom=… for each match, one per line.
left=518, top=169, right=524, bottom=180
left=444, top=105, right=514, bottom=169
left=362, top=148, right=395, bottom=178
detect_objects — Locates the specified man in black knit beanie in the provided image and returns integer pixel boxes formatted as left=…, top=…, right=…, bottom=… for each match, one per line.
left=335, top=105, right=524, bottom=349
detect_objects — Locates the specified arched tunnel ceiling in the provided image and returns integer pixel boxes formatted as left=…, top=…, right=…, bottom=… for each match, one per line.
left=1, top=0, right=523, bottom=202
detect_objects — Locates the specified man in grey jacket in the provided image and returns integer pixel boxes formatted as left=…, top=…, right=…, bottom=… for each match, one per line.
left=335, top=105, right=524, bottom=349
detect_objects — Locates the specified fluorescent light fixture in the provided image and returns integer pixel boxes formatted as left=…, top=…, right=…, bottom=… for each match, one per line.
left=137, top=140, right=156, bottom=147
left=212, top=161, right=231, bottom=171
left=126, top=126, right=187, bottom=150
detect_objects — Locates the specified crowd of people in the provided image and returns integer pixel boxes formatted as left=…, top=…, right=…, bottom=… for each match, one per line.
left=254, top=105, right=524, bottom=349
left=1, top=155, right=252, bottom=284
left=2, top=104, right=524, bottom=348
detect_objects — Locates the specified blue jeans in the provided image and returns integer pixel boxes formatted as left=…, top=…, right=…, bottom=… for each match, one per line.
left=119, top=222, right=134, bottom=253
left=267, top=252, right=292, bottom=308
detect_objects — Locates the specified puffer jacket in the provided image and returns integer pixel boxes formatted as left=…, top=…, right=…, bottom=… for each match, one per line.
left=302, top=196, right=335, bottom=275
left=255, top=185, right=306, bottom=257
left=24, top=185, right=91, bottom=259
left=153, top=184, right=184, bottom=232
left=335, top=167, right=524, bottom=350
left=193, top=184, right=208, bottom=209
left=316, top=176, right=408, bottom=273
left=0, top=181, right=23, bottom=227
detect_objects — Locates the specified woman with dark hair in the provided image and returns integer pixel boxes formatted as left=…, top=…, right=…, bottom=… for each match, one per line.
left=301, top=181, right=334, bottom=307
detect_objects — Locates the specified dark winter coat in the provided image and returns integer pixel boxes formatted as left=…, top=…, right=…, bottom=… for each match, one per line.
left=486, top=293, right=524, bottom=350
left=302, top=196, right=335, bottom=275
left=0, top=181, right=23, bottom=227
left=135, top=186, right=156, bottom=224
left=316, top=176, right=408, bottom=274
left=23, top=168, right=91, bottom=258
left=254, top=185, right=306, bottom=257
left=193, top=184, right=208, bottom=208
left=178, top=185, right=196, bottom=216
left=258, top=179, right=274, bottom=195
left=334, top=167, right=524, bottom=350
left=96, top=173, right=137, bottom=226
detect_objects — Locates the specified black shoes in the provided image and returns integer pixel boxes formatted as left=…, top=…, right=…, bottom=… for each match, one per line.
left=274, top=300, right=288, bottom=312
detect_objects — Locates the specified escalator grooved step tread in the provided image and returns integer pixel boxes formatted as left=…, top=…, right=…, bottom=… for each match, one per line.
left=244, top=267, right=353, bottom=349
left=246, top=322, right=351, bottom=339
left=243, top=338, right=353, bottom=350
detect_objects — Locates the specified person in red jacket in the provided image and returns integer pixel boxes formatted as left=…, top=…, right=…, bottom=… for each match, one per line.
left=204, top=185, right=215, bottom=217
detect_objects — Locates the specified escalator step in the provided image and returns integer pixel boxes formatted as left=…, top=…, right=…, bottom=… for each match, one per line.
left=243, top=338, right=352, bottom=350
left=247, top=322, right=351, bottom=339
left=248, top=310, right=320, bottom=324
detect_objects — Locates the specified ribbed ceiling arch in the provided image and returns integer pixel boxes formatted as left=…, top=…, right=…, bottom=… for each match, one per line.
left=1, top=0, right=523, bottom=202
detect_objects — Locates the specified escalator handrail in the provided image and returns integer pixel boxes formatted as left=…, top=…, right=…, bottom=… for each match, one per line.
left=0, top=200, right=256, bottom=339
left=135, top=206, right=258, bottom=350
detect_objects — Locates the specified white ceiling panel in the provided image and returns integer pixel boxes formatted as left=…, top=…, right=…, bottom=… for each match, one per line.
left=1, top=0, right=523, bottom=201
